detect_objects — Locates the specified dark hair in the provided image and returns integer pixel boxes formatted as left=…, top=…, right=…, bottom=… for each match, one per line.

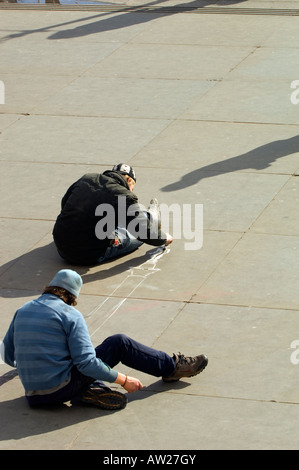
left=43, top=286, right=77, bottom=306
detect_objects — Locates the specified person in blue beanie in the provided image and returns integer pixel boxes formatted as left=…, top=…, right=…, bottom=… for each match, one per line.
left=2, top=269, right=208, bottom=411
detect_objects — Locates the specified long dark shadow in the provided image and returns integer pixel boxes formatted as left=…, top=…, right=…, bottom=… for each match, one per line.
left=161, top=135, right=299, bottom=192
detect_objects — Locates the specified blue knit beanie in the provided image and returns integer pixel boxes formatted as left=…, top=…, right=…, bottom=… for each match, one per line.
left=49, top=269, right=83, bottom=298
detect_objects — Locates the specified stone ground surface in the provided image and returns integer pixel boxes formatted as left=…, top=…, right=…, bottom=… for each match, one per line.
left=0, top=0, right=299, bottom=451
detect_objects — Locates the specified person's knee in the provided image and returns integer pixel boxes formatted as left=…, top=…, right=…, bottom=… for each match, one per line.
left=112, top=333, right=129, bottom=345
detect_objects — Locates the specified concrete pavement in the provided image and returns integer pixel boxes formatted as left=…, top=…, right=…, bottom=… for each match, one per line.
left=0, top=0, right=299, bottom=450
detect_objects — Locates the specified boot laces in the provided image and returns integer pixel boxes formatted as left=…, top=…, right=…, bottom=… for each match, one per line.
left=176, top=353, right=195, bottom=366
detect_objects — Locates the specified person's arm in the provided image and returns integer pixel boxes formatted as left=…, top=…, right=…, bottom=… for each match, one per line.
left=126, top=200, right=172, bottom=247
left=66, top=314, right=117, bottom=382
left=2, top=312, right=17, bottom=367
left=66, top=312, right=143, bottom=391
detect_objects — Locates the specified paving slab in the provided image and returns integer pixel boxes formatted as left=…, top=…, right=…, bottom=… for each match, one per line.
left=0, top=73, right=75, bottom=114
left=182, top=79, right=299, bottom=125
left=0, top=161, right=107, bottom=220
left=0, top=219, right=53, bottom=276
left=251, top=176, right=299, bottom=236
left=228, top=46, right=299, bottom=81
left=0, top=37, right=123, bottom=76
left=0, top=0, right=299, bottom=452
left=194, top=232, right=299, bottom=310
left=263, top=17, right=299, bottom=47
left=69, top=394, right=299, bottom=450
left=84, top=43, right=254, bottom=80
left=0, top=114, right=20, bottom=131
left=0, top=115, right=170, bottom=164
left=33, top=76, right=216, bottom=119
left=151, top=303, right=299, bottom=404
left=127, top=12, right=283, bottom=46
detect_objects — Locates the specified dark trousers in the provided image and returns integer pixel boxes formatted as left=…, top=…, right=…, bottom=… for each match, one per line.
left=27, top=334, right=175, bottom=407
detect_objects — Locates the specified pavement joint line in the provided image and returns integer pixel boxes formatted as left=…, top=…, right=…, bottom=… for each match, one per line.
left=1, top=5, right=299, bottom=16
left=146, top=391, right=299, bottom=406
left=188, top=300, right=299, bottom=313
left=0, top=216, right=55, bottom=221
left=3, top=112, right=299, bottom=127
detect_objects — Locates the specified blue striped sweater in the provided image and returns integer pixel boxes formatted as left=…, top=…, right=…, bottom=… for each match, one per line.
left=2, top=294, right=117, bottom=393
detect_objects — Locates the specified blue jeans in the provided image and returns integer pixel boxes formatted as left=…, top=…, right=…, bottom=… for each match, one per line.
left=95, top=334, right=175, bottom=378
left=26, top=334, right=175, bottom=407
left=97, top=228, right=143, bottom=264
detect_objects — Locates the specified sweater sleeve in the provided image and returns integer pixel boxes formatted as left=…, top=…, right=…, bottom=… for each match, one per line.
left=65, top=311, right=118, bottom=383
left=2, top=312, right=17, bottom=367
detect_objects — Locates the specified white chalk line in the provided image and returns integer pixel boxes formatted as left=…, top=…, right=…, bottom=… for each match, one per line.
left=90, top=246, right=170, bottom=337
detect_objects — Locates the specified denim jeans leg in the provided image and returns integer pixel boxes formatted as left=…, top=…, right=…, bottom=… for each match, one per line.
left=95, top=334, right=175, bottom=378
left=97, top=227, right=143, bottom=263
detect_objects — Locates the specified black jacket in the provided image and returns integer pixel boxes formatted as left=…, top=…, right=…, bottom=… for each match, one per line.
left=53, top=171, right=167, bottom=265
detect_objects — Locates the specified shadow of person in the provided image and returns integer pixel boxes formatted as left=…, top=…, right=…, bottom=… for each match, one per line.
left=47, top=0, right=248, bottom=40
left=0, top=377, right=189, bottom=444
left=0, top=241, right=163, bottom=298
left=0, top=242, right=72, bottom=298
left=0, top=369, right=19, bottom=387
left=80, top=246, right=165, bottom=286
left=48, top=0, right=171, bottom=40
left=0, top=0, right=249, bottom=44
left=0, top=395, right=119, bottom=444
left=161, top=135, right=299, bottom=192
left=120, top=378, right=192, bottom=405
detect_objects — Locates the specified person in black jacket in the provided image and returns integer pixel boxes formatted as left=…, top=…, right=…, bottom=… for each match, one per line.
left=53, top=163, right=173, bottom=265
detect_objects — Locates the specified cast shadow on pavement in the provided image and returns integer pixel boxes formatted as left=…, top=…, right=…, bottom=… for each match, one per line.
left=47, top=0, right=248, bottom=40
left=161, top=135, right=299, bottom=192
left=0, top=243, right=162, bottom=298
left=0, top=0, right=248, bottom=44
left=0, top=395, right=105, bottom=443
left=0, top=378, right=189, bottom=442
left=127, top=379, right=191, bottom=404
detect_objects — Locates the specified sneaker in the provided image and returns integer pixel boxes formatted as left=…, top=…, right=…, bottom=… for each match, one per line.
left=162, top=353, right=208, bottom=382
left=80, top=387, right=128, bottom=410
left=147, top=198, right=161, bottom=230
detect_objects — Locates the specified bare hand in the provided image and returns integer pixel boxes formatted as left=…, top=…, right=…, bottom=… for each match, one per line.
left=165, top=233, right=173, bottom=246
left=123, top=376, right=143, bottom=393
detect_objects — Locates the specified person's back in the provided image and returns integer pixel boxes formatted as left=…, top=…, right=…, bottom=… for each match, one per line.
left=53, top=171, right=137, bottom=265
left=53, top=165, right=171, bottom=266
left=5, top=293, right=81, bottom=392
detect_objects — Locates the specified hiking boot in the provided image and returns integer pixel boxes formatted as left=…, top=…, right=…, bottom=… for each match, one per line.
left=147, top=198, right=161, bottom=230
left=162, top=353, right=208, bottom=382
left=80, top=387, right=128, bottom=410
